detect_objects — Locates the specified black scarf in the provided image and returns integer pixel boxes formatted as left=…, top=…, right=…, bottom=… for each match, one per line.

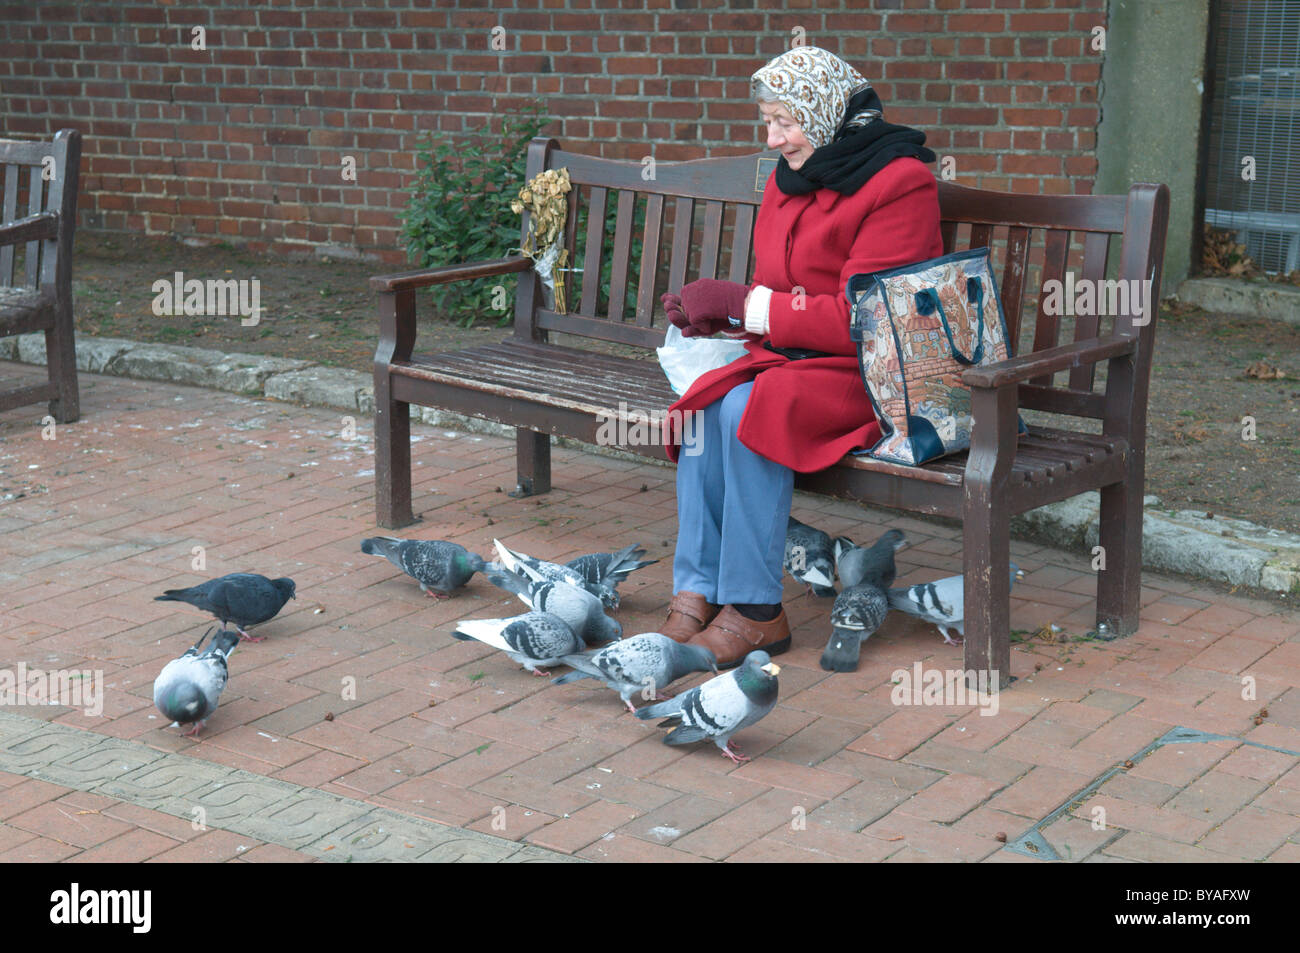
left=775, top=88, right=936, bottom=197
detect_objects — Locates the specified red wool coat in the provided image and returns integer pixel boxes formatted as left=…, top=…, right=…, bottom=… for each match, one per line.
left=664, top=156, right=944, bottom=473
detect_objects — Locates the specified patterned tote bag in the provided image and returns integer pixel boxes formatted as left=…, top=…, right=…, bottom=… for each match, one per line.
left=847, top=248, right=1021, bottom=466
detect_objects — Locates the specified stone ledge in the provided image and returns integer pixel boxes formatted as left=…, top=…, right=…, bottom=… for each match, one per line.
left=1175, top=276, right=1300, bottom=325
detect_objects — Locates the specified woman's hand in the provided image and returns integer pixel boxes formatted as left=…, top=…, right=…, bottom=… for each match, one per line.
left=661, top=279, right=750, bottom=337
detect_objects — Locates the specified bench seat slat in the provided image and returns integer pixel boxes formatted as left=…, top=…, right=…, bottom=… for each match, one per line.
left=395, top=342, right=1124, bottom=489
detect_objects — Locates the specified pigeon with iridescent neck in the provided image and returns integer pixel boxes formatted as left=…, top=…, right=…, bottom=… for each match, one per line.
left=361, top=537, right=485, bottom=598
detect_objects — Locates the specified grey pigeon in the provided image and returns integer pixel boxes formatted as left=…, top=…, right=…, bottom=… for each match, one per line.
left=153, top=627, right=241, bottom=736
left=784, top=516, right=836, bottom=596
left=361, top=536, right=485, bottom=598
left=452, top=610, right=583, bottom=675
left=491, top=539, right=617, bottom=607
left=887, top=563, right=1024, bottom=645
left=552, top=633, right=717, bottom=712
left=486, top=567, right=622, bottom=646
left=834, top=529, right=907, bottom=589
left=565, top=544, right=660, bottom=609
left=820, top=583, right=889, bottom=672
left=635, top=650, right=780, bottom=763
left=154, top=573, right=296, bottom=642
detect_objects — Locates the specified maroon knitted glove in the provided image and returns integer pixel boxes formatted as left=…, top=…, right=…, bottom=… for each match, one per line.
left=662, top=279, right=749, bottom=338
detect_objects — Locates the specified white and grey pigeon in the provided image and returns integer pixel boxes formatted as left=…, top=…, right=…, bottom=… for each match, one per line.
left=492, top=539, right=618, bottom=609
left=485, top=565, right=622, bottom=646
left=635, top=650, right=780, bottom=763
left=361, top=537, right=486, bottom=598
left=452, top=610, right=583, bottom=676
left=565, top=543, right=660, bottom=609
left=821, top=583, right=890, bottom=673
left=784, top=516, right=836, bottom=596
left=834, top=529, right=907, bottom=589
left=887, top=563, right=1024, bottom=645
left=154, top=573, right=296, bottom=642
left=153, top=627, right=241, bottom=737
left=551, top=632, right=718, bottom=713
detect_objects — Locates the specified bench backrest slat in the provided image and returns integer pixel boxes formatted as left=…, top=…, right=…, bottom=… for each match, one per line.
left=728, top=203, right=755, bottom=285
left=0, top=164, right=19, bottom=285
left=1030, top=228, right=1072, bottom=385
left=519, top=138, right=1167, bottom=422
left=698, top=200, right=723, bottom=281
left=24, top=164, right=45, bottom=288
left=1000, top=225, right=1031, bottom=353
left=635, top=193, right=665, bottom=326
left=1069, top=229, right=1113, bottom=391
left=607, top=189, right=636, bottom=321
left=667, top=196, right=695, bottom=294
left=579, top=185, right=608, bottom=317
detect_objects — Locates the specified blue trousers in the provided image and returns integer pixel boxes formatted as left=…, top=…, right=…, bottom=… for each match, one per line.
left=673, top=380, right=794, bottom=605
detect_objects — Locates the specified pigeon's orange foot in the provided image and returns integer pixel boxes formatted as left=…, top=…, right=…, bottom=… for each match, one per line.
left=425, top=590, right=451, bottom=600
left=182, top=722, right=204, bottom=737
left=240, top=632, right=267, bottom=643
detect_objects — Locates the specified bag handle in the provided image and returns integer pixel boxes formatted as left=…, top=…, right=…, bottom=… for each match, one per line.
left=915, top=277, right=985, bottom=366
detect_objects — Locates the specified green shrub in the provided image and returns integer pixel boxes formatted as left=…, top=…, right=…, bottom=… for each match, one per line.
left=399, top=101, right=551, bottom=327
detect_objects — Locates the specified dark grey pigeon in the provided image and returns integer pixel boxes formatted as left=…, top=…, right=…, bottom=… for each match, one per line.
left=820, top=583, right=889, bottom=672
left=153, top=627, right=241, bottom=736
left=887, top=563, right=1024, bottom=645
left=361, top=536, right=485, bottom=598
left=154, top=573, right=296, bottom=641
left=635, top=650, right=780, bottom=763
left=452, top=610, right=583, bottom=676
left=565, top=544, right=660, bottom=609
left=486, top=567, right=621, bottom=646
left=784, top=516, right=836, bottom=596
left=552, top=632, right=717, bottom=712
left=834, top=529, right=907, bottom=589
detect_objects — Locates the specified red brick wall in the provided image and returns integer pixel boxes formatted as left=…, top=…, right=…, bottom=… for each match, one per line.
left=0, top=0, right=1105, bottom=264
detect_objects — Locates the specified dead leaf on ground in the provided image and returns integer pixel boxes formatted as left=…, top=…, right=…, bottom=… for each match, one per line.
left=1245, top=360, right=1286, bottom=380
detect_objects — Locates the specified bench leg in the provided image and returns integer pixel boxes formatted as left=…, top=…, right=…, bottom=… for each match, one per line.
left=45, top=315, right=79, bottom=424
left=510, top=427, right=551, bottom=497
left=962, top=493, right=1013, bottom=692
left=1097, top=478, right=1142, bottom=636
left=374, top=376, right=415, bottom=529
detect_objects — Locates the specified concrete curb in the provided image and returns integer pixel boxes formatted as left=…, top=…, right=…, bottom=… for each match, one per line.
left=1175, top=276, right=1300, bottom=326
left=5, top=331, right=1299, bottom=596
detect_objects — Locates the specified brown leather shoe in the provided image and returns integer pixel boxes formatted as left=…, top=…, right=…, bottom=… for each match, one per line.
left=687, top=605, right=791, bottom=669
left=660, top=591, right=720, bottom=643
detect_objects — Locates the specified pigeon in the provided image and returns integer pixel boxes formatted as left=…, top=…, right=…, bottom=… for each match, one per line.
left=153, top=627, right=241, bottom=736
left=784, top=516, right=836, bottom=596
left=820, top=583, right=889, bottom=672
left=361, top=537, right=486, bottom=598
left=154, top=573, right=296, bottom=641
left=451, top=611, right=583, bottom=676
left=551, top=633, right=718, bottom=712
left=565, top=543, right=660, bottom=608
left=492, top=539, right=617, bottom=608
left=635, top=650, right=780, bottom=763
left=485, top=566, right=622, bottom=646
left=887, top=563, right=1024, bottom=645
left=833, top=529, right=907, bottom=589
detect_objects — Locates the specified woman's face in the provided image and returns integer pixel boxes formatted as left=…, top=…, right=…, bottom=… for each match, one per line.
left=759, top=101, right=814, bottom=170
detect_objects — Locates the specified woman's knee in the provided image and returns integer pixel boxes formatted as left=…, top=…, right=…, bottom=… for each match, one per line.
left=717, top=381, right=754, bottom=434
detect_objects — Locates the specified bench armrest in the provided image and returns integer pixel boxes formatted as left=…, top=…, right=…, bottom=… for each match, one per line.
left=0, top=212, right=58, bottom=247
left=960, top=335, right=1136, bottom=389
left=369, top=256, right=532, bottom=293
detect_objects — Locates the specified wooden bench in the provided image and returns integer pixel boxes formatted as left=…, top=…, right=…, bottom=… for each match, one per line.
left=371, top=137, right=1169, bottom=687
left=0, top=129, right=82, bottom=422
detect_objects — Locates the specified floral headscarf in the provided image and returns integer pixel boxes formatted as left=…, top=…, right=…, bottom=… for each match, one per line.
left=750, top=46, right=882, bottom=150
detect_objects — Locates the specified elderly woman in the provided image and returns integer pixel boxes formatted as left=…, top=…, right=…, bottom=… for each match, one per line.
left=658, top=47, right=944, bottom=668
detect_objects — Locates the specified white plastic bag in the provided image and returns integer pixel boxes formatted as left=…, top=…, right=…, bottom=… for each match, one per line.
left=656, top=325, right=748, bottom=395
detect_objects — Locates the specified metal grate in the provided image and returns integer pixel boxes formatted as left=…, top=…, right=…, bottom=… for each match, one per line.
left=1202, top=0, right=1300, bottom=273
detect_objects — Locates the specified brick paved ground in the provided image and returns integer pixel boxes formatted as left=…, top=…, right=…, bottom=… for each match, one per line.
left=1, top=361, right=1297, bottom=862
